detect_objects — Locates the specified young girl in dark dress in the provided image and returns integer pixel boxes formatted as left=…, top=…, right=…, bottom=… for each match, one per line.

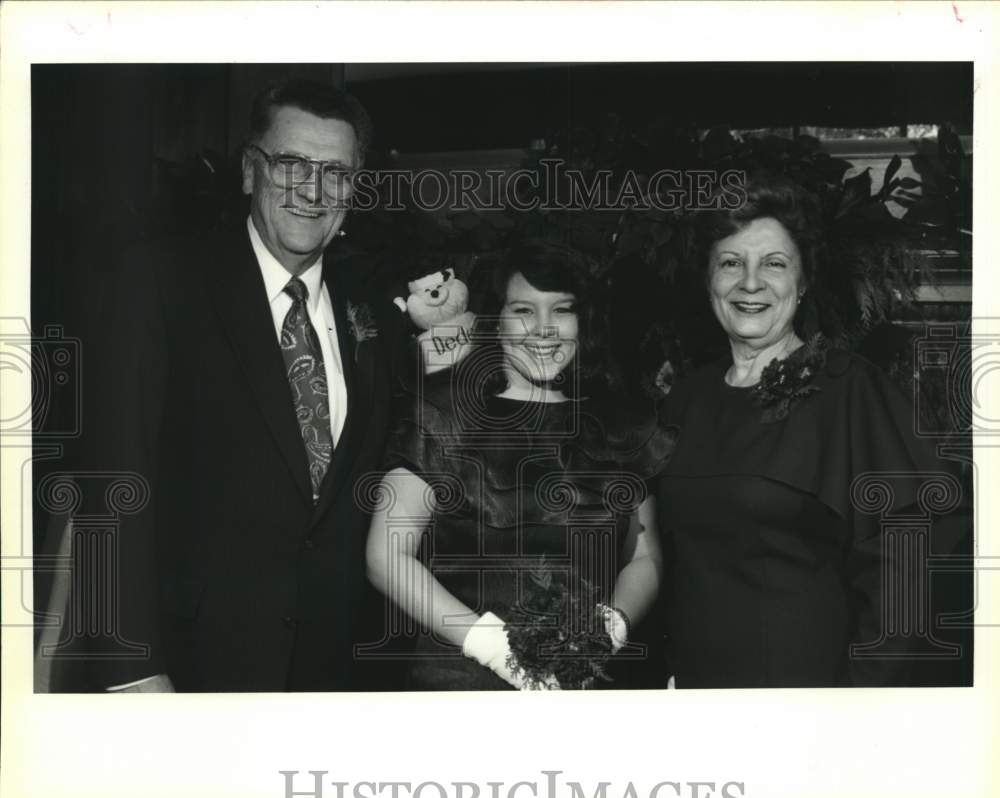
left=366, top=242, right=674, bottom=690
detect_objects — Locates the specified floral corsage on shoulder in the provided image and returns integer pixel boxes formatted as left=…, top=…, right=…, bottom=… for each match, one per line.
left=750, top=333, right=830, bottom=423
left=346, top=300, right=379, bottom=343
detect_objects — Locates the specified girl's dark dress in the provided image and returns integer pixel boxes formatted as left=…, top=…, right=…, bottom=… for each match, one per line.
left=385, top=385, right=674, bottom=690
left=657, top=345, right=969, bottom=688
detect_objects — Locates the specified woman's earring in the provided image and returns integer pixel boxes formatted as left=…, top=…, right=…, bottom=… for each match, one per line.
left=336, top=229, right=347, bottom=238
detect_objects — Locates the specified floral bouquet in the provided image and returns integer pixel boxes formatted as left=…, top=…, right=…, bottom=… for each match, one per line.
left=504, top=560, right=614, bottom=690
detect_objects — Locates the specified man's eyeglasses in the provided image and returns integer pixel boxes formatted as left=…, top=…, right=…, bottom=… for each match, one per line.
left=247, top=144, right=356, bottom=198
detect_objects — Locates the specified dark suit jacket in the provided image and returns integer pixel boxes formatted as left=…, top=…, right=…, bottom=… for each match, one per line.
left=81, top=228, right=400, bottom=691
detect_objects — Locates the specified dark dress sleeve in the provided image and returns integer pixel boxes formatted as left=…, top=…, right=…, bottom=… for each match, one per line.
left=383, top=382, right=466, bottom=487
left=818, top=352, right=971, bottom=686
left=576, top=395, right=677, bottom=472
left=560, top=395, right=677, bottom=521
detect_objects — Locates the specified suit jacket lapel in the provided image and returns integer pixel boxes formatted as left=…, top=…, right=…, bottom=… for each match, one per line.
left=206, top=232, right=313, bottom=505
left=313, top=256, right=377, bottom=521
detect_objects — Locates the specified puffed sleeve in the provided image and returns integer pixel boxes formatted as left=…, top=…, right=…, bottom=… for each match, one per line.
left=818, top=352, right=972, bottom=686
left=383, top=381, right=459, bottom=482
left=575, top=394, right=675, bottom=464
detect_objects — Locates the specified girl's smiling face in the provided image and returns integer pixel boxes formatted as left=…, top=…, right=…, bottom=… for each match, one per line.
left=499, top=271, right=579, bottom=391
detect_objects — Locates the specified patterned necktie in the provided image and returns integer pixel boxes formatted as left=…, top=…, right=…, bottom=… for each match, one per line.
left=280, top=277, right=333, bottom=501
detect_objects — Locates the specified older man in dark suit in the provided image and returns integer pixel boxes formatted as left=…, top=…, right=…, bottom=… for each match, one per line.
left=84, top=80, right=398, bottom=692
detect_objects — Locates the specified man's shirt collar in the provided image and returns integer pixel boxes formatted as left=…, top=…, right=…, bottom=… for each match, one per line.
left=247, top=215, right=324, bottom=311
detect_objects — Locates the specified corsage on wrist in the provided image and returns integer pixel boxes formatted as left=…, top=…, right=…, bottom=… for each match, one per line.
left=597, top=603, right=630, bottom=653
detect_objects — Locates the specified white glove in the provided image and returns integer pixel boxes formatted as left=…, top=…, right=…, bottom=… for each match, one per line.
left=597, top=604, right=629, bottom=654
left=462, top=612, right=560, bottom=690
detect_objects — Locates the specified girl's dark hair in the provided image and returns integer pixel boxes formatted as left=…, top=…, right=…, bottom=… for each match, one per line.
left=460, top=240, right=615, bottom=398
left=695, top=172, right=833, bottom=338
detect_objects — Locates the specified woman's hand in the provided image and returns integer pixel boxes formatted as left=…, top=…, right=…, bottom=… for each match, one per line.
left=462, top=612, right=560, bottom=690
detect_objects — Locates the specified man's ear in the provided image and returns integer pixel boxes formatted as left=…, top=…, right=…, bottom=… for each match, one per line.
left=241, top=149, right=255, bottom=196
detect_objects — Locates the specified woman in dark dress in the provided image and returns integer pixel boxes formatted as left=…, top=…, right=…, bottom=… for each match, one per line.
left=366, top=242, right=674, bottom=690
left=657, top=175, right=969, bottom=688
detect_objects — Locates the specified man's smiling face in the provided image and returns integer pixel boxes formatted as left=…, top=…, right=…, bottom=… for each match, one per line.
left=242, top=105, right=358, bottom=275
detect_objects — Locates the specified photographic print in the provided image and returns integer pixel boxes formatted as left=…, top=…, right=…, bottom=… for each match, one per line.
left=27, top=59, right=975, bottom=694
left=2, top=4, right=997, bottom=798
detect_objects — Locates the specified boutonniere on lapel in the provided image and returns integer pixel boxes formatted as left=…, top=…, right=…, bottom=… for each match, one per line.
left=750, top=333, right=829, bottom=423
left=346, top=300, right=378, bottom=359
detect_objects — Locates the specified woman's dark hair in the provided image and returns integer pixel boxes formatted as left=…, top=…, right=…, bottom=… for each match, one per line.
left=460, top=240, right=615, bottom=398
left=695, top=172, right=831, bottom=338
left=248, top=79, right=374, bottom=163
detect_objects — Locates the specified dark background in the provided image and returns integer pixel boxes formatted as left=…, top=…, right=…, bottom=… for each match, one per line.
left=30, top=61, right=973, bottom=341
left=30, top=60, right=974, bottom=441
left=30, top=59, right=974, bottom=557
left=30, top=63, right=975, bottom=689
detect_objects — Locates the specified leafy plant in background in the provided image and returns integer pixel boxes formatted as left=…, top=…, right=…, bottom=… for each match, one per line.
left=410, top=118, right=970, bottom=405
left=149, top=119, right=971, bottom=429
